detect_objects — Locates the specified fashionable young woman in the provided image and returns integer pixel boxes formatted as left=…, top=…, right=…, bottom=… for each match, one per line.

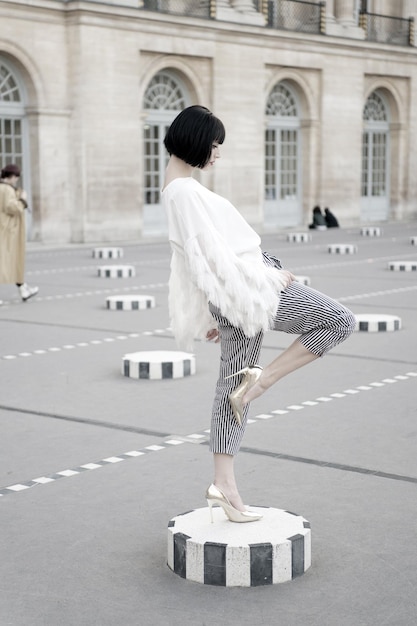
left=162, top=106, right=355, bottom=523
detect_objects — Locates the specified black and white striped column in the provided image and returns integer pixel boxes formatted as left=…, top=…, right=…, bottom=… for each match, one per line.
left=106, top=295, right=155, bottom=310
left=361, top=226, right=381, bottom=237
left=328, top=243, right=357, bottom=254
left=287, top=233, right=312, bottom=243
left=354, top=314, right=401, bottom=332
left=122, top=351, right=196, bottom=380
left=167, top=506, right=311, bottom=586
left=388, top=261, right=417, bottom=272
left=97, top=265, right=135, bottom=278
left=92, top=247, right=124, bottom=259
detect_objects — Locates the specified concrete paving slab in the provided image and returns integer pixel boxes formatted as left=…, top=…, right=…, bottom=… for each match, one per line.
left=0, top=444, right=416, bottom=626
left=0, top=222, right=416, bottom=625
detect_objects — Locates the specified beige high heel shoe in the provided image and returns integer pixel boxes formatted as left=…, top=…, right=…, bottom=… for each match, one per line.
left=224, top=365, right=263, bottom=425
left=205, top=484, right=262, bottom=523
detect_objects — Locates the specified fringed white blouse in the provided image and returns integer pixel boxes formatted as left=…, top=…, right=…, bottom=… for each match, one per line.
left=162, top=177, right=287, bottom=351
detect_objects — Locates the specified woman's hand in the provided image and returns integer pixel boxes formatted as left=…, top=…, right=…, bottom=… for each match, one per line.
left=277, top=269, right=296, bottom=289
left=206, top=328, right=220, bottom=343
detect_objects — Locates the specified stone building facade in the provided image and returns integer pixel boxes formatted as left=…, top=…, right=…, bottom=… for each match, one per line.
left=1, top=0, right=417, bottom=242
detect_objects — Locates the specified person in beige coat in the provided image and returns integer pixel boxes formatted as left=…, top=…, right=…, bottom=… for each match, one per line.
left=0, top=163, right=38, bottom=302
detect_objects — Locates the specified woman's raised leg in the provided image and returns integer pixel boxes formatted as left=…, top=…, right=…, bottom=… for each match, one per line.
left=244, top=281, right=356, bottom=405
left=243, top=338, right=318, bottom=404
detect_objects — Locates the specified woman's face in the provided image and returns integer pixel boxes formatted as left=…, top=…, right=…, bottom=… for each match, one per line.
left=202, top=142, right=221, bottom=170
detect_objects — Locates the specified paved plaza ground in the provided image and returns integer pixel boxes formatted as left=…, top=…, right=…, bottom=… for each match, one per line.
left=0, top=222, right=416, bottom=626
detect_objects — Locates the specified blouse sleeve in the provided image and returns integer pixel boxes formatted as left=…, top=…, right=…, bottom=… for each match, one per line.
left=183, top=228, right=283, bottom=338
left=174, top=187, right=287, bottom=336
left=168, top=249, right=217, bottom=351
left=167, top=182, right=287, bottom=348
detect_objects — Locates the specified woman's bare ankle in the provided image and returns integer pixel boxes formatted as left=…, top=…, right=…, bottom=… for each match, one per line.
left=214, top=482, right=245, bottom=511
left=242, top=374, right=270, bottom=405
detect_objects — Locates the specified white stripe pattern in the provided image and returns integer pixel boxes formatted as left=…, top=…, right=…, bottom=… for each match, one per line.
left=208, top=252, right=356, bottom=455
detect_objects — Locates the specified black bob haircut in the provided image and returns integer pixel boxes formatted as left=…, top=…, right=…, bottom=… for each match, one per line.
left=164, top=105, right=225, bottom=169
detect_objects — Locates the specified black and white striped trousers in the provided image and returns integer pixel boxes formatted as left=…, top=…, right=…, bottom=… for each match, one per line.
left=208, top=253, right=356, bottom=455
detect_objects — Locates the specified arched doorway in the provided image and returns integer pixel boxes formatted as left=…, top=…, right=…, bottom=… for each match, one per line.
left=361, top=91, right=390, bottom=221
left=0, top=57, right=31, bottom=235
left=264, top=81, right=301, bottom=228
left=142, top=70, right=189, bottom=235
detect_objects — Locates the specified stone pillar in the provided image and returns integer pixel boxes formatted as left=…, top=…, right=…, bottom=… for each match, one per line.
left=403, top=0, right=417, bottom=20
left=26, top=108, right=72, bottom=243
left=402, top=0, right=417, bottom=45
left=326, top=0, right=336, bottom=25
left=231, top=0, right=256, bottom=10
left=335, top=0, right=356, bottom=25
left=327, top=0, right=365, bottom=38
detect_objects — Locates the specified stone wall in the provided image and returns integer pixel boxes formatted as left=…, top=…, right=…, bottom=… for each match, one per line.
left=0, top=0, right=416, bottom=242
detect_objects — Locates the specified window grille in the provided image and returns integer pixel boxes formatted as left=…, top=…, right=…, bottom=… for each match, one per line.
left=359, top=11, right=414, bottom=46
left=264, top=82, right=300, bottom=226
left=0, top=64, right=22, bottom=103
left=266, top=83, right=298, bottom=117
left=361, top=92, right=388, bottom=200
left=363, top=92, right=387, bottom=122
left=143, top=73, right=187, bottom=111
left=142, top=71, right=188, bottom=230
left=264, top=0, right=325, bottom=34
left=0, top=62, right=24, bottom=176
left=142, top=0, right=211, bottom=19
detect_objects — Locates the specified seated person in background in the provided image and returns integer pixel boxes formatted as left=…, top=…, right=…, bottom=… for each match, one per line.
left=309, top=205, right=327, bottom=230
left=324, top=207, right=339, bottom=228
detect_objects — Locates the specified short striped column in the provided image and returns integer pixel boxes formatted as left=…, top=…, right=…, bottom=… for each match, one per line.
left=328, top=243, right=357, bottom=255
left=294, top=275, right=311, bottom=286
left=287, top=233, right=311, bottom=243
left=410, top=237, right=417, bottom=246
left=106, top=295, right=155, bottom=310
left=355, top=314, right=401, bottom=332
left=167, top=506, right=311, bottom=587
left=388, top=261, right=417, bottom=272
left=361, top=226, right=381, bottom=237
left=122, top=350, right=195, bottom=380
left=92, top=247, right=123, bottom=259
left=97, top=265, right=135, bottom=278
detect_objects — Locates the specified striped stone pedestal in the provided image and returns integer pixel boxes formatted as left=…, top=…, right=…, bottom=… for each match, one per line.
left=294, top=275, right=311, bottom=286
left=287, top=233, right=311, bottom=243
left=97, top=265, right=135, bottom=278
left=106, top=294, right=155, bottom=310
left=92, top=247, right=123, bottom=259
left=328, top=243, right=357, bottom=254
left=361, top=226, right=381, bottom=237
left=122, top=350, right=195, bottom=380
left=355, top=314, right=401, bottom=332
left=167, top=506, right=311, bottom=587
left=388, top=261, right=417, bottom=272
left=410, top=237, right=417, bottom=246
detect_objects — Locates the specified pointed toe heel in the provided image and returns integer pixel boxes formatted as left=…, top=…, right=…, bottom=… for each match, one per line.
left=205, top=484, right=262, bottom=523
left=224, top=365, right=263, bottom=425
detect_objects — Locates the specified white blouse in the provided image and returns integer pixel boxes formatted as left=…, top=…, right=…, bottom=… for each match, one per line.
left=162, top=177, right=287, bottom=350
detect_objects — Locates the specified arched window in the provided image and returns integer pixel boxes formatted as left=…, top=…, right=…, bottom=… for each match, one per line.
left=361, top=91, right=390, bottom=221
left=142, top=71, right=189, bottom=235
left=264, top=82, right=301, bottom=228
left=0, top=60, right=26, bottom=176
left=143, top=72, right=187, bottom=112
